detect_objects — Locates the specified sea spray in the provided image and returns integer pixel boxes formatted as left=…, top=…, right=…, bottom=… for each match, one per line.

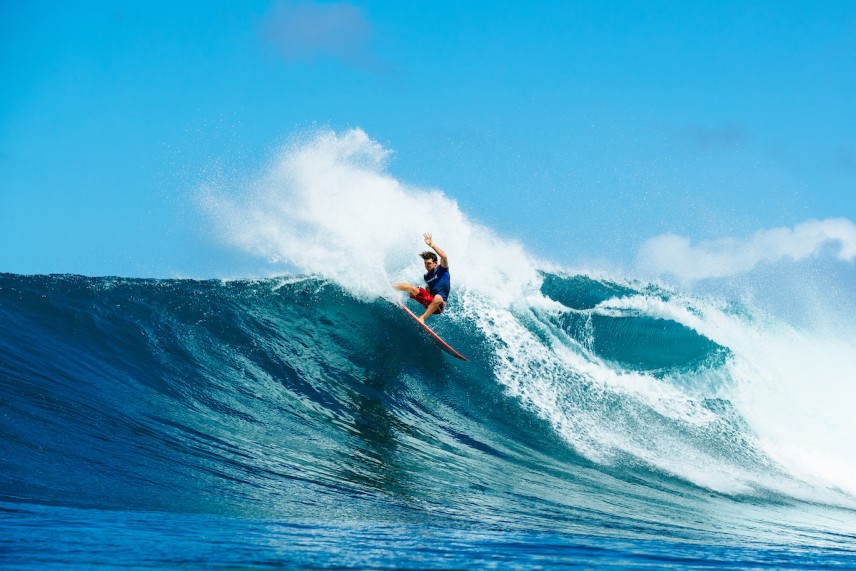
left=198, top=128, right=538, bottom=303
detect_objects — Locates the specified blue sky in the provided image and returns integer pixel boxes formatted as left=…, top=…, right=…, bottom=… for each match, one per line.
left=2, top=1, right=854, bottom=278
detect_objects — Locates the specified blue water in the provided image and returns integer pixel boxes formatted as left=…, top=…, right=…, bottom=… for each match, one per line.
left=2, top=272, right=855, bottom=569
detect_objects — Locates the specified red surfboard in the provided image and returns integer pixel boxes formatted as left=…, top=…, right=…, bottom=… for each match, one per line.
left=398, top=303, right=468, bottom=361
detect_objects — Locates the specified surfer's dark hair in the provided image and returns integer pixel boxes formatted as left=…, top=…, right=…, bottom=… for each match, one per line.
left=420, top=251, right=438, bottom=263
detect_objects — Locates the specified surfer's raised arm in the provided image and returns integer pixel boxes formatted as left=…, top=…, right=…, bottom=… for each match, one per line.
left=423, top=233, right=448, bottom=268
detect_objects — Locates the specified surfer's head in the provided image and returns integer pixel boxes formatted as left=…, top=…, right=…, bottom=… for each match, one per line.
left=420, top=251, right=438, bottom=270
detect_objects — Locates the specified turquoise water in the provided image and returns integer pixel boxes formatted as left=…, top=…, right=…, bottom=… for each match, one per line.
left=1, top=272, right=855, bottom=568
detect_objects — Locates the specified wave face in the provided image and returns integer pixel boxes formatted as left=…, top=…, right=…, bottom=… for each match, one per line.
left=2, top=271, right=855, bottom=552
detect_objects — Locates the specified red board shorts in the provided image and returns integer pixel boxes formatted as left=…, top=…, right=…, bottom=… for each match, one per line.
left=410, top=288, right=445, bottom=314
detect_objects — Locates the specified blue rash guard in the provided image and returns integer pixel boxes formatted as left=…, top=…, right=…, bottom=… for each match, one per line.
left=424, top=264, right=450, bottom=301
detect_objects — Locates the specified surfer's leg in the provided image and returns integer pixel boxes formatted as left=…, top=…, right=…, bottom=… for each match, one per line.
left=392, top=282, right=420, bottom=296
left=418, top=295, right=446, bottom=322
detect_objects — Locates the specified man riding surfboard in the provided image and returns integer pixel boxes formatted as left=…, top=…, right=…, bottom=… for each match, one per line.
left=392, top=233, right=450, bottom=323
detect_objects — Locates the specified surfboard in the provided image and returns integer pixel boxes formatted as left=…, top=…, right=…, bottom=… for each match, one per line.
left=398, top=302, right=469, bottom=361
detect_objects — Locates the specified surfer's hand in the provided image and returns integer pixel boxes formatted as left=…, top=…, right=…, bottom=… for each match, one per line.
left=423, top=232, right=433, bottom=246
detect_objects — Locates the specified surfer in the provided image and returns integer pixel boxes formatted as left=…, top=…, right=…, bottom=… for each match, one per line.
left=392, top=233, right=450, bottom=323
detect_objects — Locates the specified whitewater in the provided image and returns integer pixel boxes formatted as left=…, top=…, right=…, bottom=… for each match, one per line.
left=2, top=129, right=855, bottom=569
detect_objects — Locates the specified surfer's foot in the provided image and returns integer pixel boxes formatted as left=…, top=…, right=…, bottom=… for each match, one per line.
left=418, top=316, right=426, bottom=324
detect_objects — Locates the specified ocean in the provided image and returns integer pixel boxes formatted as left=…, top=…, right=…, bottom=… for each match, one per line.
left=2, top=271, right=855, bottom=569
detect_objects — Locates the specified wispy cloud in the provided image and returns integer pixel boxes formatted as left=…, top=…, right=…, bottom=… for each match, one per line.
left=261, top=1, right=373, bottom=66
left=833, top=146, right=856, bottom=171
left=637, top=218, right=856, bottom=281
left=679, top=123, right=749, bottom=151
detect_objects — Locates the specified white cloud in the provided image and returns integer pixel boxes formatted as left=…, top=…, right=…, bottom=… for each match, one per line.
left=637, top=218, right=856, bottom=281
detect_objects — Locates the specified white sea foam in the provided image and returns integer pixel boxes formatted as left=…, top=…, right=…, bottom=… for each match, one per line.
left=598, top=292, right=856, bottom=501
